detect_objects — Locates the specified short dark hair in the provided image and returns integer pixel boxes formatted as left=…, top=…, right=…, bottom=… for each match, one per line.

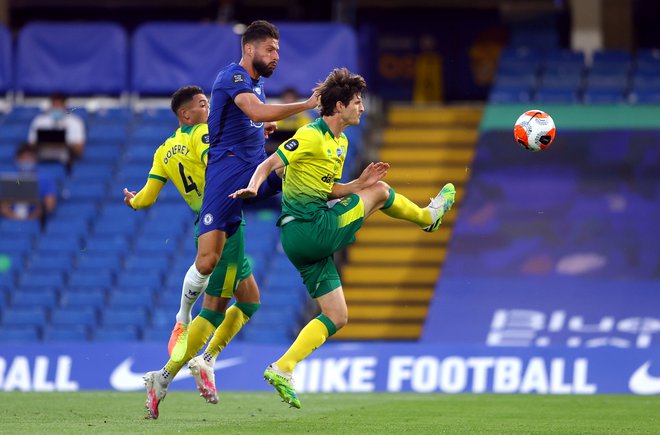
left=241, top=20, right=279, bottom=47
left=171, top=85, right=205, bottom=115
left=314, top=68, right=367, bottom=117
left=15, top=143, right=36, bottom=159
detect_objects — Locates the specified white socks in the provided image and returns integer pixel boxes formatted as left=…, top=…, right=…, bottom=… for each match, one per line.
left=175, top=264, right=210, bottom=324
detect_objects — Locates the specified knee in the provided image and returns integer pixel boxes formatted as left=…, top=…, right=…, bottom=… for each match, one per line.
left=325, top=306, right=348, bottom=331
left=334, top=314, right=348, bottom=331
left=375, top=180, right=391, bottom=200
left=195, top=252, right=219, bottom=275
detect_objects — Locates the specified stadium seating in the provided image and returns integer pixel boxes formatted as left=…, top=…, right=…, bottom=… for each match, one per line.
left=489, top=47, right=660, bottom=104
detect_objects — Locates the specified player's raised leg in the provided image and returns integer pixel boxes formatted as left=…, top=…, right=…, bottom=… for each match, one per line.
left=169, top=229, right=226, bottom=361
left=359, top=180, right=456, bottom=232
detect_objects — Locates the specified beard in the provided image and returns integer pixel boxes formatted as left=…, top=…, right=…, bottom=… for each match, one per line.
left=253, top=58, right=276, bottom=78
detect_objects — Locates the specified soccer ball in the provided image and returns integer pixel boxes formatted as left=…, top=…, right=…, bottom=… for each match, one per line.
left=513, top=109, right=556, bottom=152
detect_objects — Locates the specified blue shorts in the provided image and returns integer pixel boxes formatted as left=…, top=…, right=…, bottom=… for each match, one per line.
left=198, top=155, right=282, bottom=237
left=199, top=155, right=257, bottom=237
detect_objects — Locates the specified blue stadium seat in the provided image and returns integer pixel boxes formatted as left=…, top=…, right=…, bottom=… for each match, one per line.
left=3, top=106, right=41, bottom=124
left=81, top=235, right=129, bottom=255
left=123, top=255, right=170, bottom=274
left=0, top=124, right=30, bottom=143
left=43, top=218, right=89, bottom=238
left=1, top=307, right=47, bottom=327
left=488, top=87, right=532, bottom=104
left=592, top=49, right=631, bottom=70
left=54, top=201, right=97, bottom=221
left=51, top=307, right=97, bottom=327
left=132, top=236, right=179, bottom=255
left=130, top=124, right=172, bottom=142
left=0, top=219, right=41, bottom=236
left=16, top=22, right=128, bottom=95
left=539, top=73, right=582, bottom=90
left=87, top=124, right=130, bottom=144
left=630, top=91, right=660, bottom=104
left=82, top=144, right=119, bottom=162
left=150, top=307, right=173, bottom=328
left=91, top=106, right=133, bottom=122
left=10, top=291, right=58, bottom=310
left=27, top=254, right=73, bottom=273
left=0, top=326, right=39, bottom=341
left=59, top=289, right=105, bottom=309
left=18, top=271, right=65, bottom=289
left=43, top=325, right=88, bottom=341
left=122, top=145, right=157, bottom=164
left=138, top=107, right=176, bottom=125
left=107, top=289, right=153, bottom=309
left=535, top=88, right=579, bottom=103
left=34, top=234, right=81, bottom=255
left=74, top=253, right=122, bottom=274
left=100, top=307, right=147, bottom=328
left=70, top=163, right=115, bottom=181
left=114, top=274, right=160, bottom=293
left=583, top=88, right=626, bottom=104
left=93, top=326, right=139, bottom=341
left=92, top=215, right=141, bottom=236
left=68, top=270, right=113, bottom=288
left=0, top=143, right=14, bottom=161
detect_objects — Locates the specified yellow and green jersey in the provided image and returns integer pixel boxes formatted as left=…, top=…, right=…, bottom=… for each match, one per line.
left=275, top=118, right=348, bottom=224
left=146, top=124, right=210, bottom=213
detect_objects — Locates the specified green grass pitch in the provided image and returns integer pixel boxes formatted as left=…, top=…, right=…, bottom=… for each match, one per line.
left=0, top=392, right=657, bottom=434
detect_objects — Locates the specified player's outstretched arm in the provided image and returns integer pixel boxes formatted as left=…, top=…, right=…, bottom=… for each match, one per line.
left=235, top=92, right=319, bottom=123
left=229, top=152, right=286, bottom=199
left=123, top=177, right=166, bottom=210
left=328, top=162, right=389, bottom=199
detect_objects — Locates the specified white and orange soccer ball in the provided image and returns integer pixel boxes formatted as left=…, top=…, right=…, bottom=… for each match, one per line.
left=513, top=109, right=556, bottom=152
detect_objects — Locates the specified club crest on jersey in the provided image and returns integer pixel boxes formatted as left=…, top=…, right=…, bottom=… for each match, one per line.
left=254, top=87, right=262, bottom=95
left=202, top=134, right=210, bottom=144
left=233, top=74, right=245, bottom=83
left=203, top=213, right=214, bottom=226
left=336, top=148, right=342, bottom=157
left=284, top=139, right=299, bottom=151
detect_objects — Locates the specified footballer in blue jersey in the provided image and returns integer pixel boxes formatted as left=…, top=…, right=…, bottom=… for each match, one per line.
left=172, top=20, right=318, bottom=369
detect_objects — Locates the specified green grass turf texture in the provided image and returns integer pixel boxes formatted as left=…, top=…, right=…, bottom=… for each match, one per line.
left=0, top=392, right=657, bottom=434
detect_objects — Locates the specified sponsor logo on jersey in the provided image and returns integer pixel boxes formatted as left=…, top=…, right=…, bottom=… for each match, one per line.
left=203, top=213, right=214, bottom=225
left=202, top=134, right=210, bottom=144
left=233, top=74, right=245, bottom=83
left=284, top=139, right=299, bottom=151
left=321, top=174, right=333, bottom=183
left=254, top=87, right=262, bottom=95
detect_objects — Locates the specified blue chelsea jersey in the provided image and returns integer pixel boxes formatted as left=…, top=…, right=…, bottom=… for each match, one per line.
left=207, top=63, right=267, bottom=165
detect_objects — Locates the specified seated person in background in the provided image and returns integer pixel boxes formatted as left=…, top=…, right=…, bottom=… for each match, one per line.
left=0, top=145, right=57, bottom=221
left=27, top=92, right=86, bottom=163
left=265, top=87, right=314, bottom=154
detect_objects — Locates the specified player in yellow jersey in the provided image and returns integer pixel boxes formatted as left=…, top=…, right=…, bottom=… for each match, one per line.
left=122, top=86, right=272, bottom=419
left=230, top=68, right=456, bottom=408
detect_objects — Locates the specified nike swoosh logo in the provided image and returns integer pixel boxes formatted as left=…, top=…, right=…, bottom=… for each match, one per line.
left=109, top=356, right=244, bottom=391
left=628, top=361, right=660, bottom=395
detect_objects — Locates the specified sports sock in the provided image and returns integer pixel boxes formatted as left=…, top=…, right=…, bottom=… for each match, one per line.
left=275, top=314, right=336, bottom=373
left=202, top=303, right=259, bottom=362
left=175, top=264, right=210, bottom=324
left=158, top=314, right=218, bottom=385
left=381, top=187, right=432, bottom=227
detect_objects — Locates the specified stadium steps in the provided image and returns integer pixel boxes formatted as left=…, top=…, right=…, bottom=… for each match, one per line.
left=333, top=104, right=482, bottom=341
